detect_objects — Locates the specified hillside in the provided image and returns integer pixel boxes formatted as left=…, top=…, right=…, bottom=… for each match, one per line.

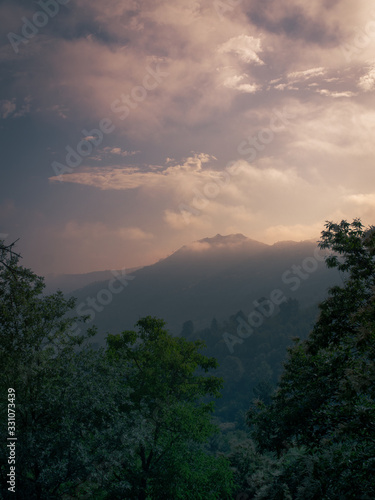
left=67, top=233, right=342, bottom=341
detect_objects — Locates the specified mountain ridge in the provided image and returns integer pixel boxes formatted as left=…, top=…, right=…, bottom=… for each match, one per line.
left=62, top=234, right=340, bottom=341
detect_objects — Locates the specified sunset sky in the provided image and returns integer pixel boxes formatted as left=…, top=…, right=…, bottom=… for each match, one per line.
left=1, top=0, right=375, bottom=274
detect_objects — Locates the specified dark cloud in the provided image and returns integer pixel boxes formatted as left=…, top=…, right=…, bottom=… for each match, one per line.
left=246, top=0, right=340, bottom=45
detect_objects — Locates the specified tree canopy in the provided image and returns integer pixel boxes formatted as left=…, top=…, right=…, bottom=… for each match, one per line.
left=246, top=220, right=375, bottom=498
left=0, top=241, right=233, bottom=499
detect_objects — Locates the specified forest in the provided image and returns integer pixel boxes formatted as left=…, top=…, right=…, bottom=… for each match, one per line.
left=1, top=219, right=374, bottom=499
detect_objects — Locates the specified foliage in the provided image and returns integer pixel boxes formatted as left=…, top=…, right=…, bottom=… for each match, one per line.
left=0, top=241, right=120, bottom=498
left=247, top=220, right=375, bottom=498
left=0, top=241, right=234, bottom=499
left=106, top=316, right=234, bottom=499
left=181, top=299, right=317, bottom=424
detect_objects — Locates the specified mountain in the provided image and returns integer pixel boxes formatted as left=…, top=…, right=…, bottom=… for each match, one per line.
left=66, top=234, right=343, bottom=342
left=44, top=267, right=143, bottom=295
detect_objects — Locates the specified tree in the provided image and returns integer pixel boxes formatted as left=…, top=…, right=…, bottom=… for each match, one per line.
left=0, top=243, right=234, bottom=498
left=0, top=241, right=129, bottom=498
left=106, top=316, right=234, bottom=499
left=247, top=220, right=375, bottom=498
left=181, top=319, right=194, bottom=338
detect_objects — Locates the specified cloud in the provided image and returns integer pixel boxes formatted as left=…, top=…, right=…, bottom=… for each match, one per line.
left=48, top=104, right=68, bottom=119
left=104, top=147, right=139, bottom=156
left=50, top=167, right=152, bottom=190
left=49, top=153, right=216, bottom=190
left=184, top=241, right=211, bottom=252
left=4, top=0, right=375, bottom=276
left=246, top=0, right=345, bottom=45
left=165, top=153, right=214, bottom=173
left=288, top=67, right=325, bottom=81
left=345, top=193, right=375, bottom=208
left=118, top=227, right=154, bottom=240
left=88, top=147, right=140, bottom=161
left=223, top=74, right=260, bottom=93
left=218, top=35, right=264, bottom=64
left=270, top=67, right=331, bottom=93
left=317, top=89, right=357, bottom=98
left=274, top=83, right=288, bottom=91
left=358, top=65, right=375, bottom=92
left=163, top=209, right=209, bottom=231
left=0, top=99, right=16, bottom=119
left=0, top=97, right=32, bottom=119
left=0, top=2, right=265, bottom=138
left=13, top=96, right=32, bottom=118
left=47, top=93, right=375, bottom=251
left=44, top=221, right=156, bottom=273
left=62, top=221, right=153, bottom=241
left=336, top=192, right=375, bottom=222
left=263, top=222, right=323, bottom=243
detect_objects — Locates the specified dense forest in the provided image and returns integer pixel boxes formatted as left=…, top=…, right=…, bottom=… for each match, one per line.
left=1, top=219, right=375, bottom=499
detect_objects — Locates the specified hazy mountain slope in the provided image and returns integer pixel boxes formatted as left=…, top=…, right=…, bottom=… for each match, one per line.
left=44, top=266, right=143, bottom=294
left=67, top=234, right=342, bottom=341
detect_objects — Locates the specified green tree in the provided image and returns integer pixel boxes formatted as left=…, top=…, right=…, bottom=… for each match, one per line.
left=181, top=319, right=194, bottom=338
left=247, top=220, right=375, bottom=498
left=0, top=242, right=234, bottom=499
left=106, top=316, right=234, bottom=499
left=0, top=241, right=133, bottom=498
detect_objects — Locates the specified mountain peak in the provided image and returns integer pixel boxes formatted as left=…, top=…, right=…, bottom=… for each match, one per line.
left=176, top=233, right=269, bottom=255
left=155, top=233, right=270, bottom=267
left=198, top=233, right=248, bottom=245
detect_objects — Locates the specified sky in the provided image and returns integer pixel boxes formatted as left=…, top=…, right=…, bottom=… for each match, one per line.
left=1, top=0, right=375, bottom=275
